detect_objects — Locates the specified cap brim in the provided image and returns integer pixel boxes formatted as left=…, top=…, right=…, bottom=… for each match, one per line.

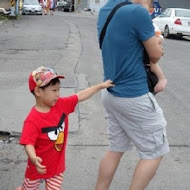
left=57, top=75, right=65, bottom=79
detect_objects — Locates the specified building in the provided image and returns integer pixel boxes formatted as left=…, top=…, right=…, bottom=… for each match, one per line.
left=86, top=0, right=190, bottom=13
left=160, top=0, right=190, bottom=10
left=0, top=0, right=11, bottom=10
left=76, top=0, right=106, bottom=12
left=0, top=0, right=190, bottom=14
left=88, top=0, right=107, bottom=12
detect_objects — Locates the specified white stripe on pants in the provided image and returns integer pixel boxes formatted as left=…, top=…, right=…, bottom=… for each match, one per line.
left=21, top=173, right=63, bottom=190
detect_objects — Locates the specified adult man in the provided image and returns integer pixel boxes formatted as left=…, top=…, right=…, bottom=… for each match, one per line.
left=95, top=0, right=169, bottom=190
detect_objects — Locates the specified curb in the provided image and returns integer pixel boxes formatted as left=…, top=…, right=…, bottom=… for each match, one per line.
left=183, top=36, right=190, bottom=40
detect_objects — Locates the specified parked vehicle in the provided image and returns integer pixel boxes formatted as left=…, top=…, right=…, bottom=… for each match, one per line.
left=153, top=8, right=190, bottom=38
left=57, top=0, right=72, bottom=12
left=22, top=0, right=42, bottom=15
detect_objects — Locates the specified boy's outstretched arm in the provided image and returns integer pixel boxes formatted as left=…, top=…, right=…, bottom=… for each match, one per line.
left=77, top=80, right=114, bottom=102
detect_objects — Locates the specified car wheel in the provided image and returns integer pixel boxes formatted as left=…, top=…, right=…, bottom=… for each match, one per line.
left=164, top=26, right=170, bottom=38
left=177, top=33, right=183, bottom=39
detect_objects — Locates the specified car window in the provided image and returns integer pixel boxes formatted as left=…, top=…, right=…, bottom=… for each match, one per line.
left=175, top=10, right=190, bottom=18
left=161, top=9, right=168, bottom=16
left=160, top=9, right=170, bottom=17
left=24, top=0, right=39, bottom=5
left=165, top=9, right=172, bottom=17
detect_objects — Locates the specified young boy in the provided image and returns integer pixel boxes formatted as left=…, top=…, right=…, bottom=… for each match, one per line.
left=15, top=66, right=114, bottom=190
left=143, top=0, right=167, bottom=93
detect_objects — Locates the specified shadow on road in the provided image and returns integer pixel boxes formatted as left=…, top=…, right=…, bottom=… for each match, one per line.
left=166, top=35, right=190, bottom=42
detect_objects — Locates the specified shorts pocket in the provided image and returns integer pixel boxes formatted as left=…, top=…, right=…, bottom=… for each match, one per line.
left=153, top=127, right=166, bottom=149
left=147, top=92, right=159, bottom=110
left=135, top=94, right=155, bottom=113
left=135, top=127, right=166, bottom=155
left=146, top=128, right=166, bottom=154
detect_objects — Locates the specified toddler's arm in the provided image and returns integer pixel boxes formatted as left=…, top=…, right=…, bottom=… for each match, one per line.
left=24, top=145, right=47, bottom=174
left=77, top=80, right=114, bottom=102
left=150, top=62, right=167, bottom=93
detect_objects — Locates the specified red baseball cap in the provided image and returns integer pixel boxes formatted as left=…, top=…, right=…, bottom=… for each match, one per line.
left=28, top=66, right=65, bottom=92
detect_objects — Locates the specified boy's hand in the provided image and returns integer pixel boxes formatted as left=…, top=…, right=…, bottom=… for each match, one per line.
left=77, top=80, right=115, bottom=102
left=35, top=156, right=47, bottom=174
left=100, top=80, right=115, bottom=89
left=154, top=78, right=167, bottom=93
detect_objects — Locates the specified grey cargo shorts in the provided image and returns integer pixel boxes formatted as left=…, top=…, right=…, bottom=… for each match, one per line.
left=102, top=89, right=170, bottom=159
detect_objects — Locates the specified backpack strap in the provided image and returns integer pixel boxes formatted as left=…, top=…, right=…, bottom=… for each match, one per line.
left=99, top=1, right=131, bottom=49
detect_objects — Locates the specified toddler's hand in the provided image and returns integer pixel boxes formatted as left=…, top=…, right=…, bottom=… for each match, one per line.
left=157, top=36, right=163, bottom=44
left=154, top=78, right=167, bottom=93
left=35, top=156, right=47, bottom=174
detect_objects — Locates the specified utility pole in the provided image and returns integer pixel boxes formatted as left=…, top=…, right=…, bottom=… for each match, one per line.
left=10, top=0, right=19, bottom=16
left=15, top=0, right=19, bottom=15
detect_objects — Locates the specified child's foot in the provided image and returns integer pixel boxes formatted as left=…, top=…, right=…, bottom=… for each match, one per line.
left=15, top=187, right=22, bottom=190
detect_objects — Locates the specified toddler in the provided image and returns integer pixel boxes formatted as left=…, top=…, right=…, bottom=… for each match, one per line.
left=143, top=0, right=167, bottom=93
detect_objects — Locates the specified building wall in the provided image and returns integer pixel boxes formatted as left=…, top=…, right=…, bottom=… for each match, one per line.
left=77, top=0, right=88, bottom=10
left=159, top=0, right=190, bottom=11
left=0, top=0, right=11, bottom=9
left=88, top=0, right=190, bottom=13
left=89, top=0, right=107, bottom=11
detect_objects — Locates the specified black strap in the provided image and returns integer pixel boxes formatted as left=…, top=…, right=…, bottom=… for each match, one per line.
left=99, top=1, right=131, bottom=49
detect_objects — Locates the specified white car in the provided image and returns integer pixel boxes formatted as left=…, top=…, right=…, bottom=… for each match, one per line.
left=22, top=0, right=42, bottom=15
left=153, top=8, right=190, bottom=38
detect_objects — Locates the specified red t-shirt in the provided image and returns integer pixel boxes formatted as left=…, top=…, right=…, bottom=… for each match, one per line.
left=20, top=95, right=78, bottom=180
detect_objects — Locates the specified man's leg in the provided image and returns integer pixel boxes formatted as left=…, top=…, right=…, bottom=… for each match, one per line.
left=129, top=157, right=162, bottom=190
left=95, top=151, right=124, bottom=190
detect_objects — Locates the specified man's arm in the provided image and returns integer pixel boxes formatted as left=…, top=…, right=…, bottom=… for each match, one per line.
left=143, top=36, right=164, bottom=64
left=76, top=80, right=114, bottom=102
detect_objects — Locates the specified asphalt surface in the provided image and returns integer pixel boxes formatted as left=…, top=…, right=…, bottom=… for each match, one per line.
left=0, top=11, right=190, bottom=190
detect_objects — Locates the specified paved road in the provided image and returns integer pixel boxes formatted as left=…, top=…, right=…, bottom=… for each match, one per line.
left=0, top=11, right=190, bottom=190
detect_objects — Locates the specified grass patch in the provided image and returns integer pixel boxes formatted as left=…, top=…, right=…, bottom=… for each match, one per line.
left=0, top=14, right=19, bottom=20
left=0, top=15, right=9, bottom=20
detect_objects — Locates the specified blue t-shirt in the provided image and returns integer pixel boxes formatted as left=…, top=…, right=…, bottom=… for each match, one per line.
left=97, top=0, right=155, bottom=97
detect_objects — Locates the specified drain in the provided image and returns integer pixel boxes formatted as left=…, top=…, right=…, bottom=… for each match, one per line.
left=0, top=131, right=21, bottom=143
left=0, top=131, right=11, bottom=142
